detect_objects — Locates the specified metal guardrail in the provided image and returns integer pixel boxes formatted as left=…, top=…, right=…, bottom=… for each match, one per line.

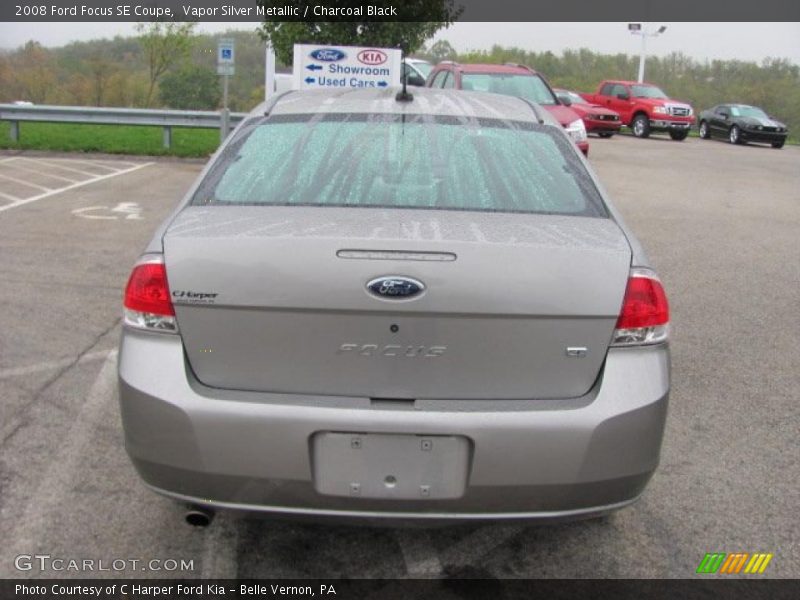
left=0, top=104, right=249, bottom=149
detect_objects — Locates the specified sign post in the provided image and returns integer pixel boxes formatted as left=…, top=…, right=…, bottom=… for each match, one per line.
left=217, top=38, right=235, bottom=141
left=265, top=42, right=276, bottom=102
left=292, top=44, right=401, bottom=91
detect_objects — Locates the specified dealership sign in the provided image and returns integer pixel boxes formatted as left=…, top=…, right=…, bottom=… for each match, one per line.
left=293, top=44, right=402, bottom=91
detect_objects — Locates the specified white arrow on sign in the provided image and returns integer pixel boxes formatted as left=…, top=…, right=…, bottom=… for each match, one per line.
left=72, top=202, right=143, bottom=220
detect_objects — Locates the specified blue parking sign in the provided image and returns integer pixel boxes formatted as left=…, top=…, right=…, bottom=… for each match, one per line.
left=218, top=39, right=235, bottom=65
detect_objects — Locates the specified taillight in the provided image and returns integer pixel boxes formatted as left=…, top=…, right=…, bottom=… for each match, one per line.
left=123, top=255, right=178, bottom=333
left=611, top=268, right=669, bottom=346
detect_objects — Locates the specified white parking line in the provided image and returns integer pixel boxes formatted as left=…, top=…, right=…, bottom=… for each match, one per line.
left=5, top=351, right=117, bottom=554
left=50, top=158, right=119, bottom=171
left=395, top=530, right=443, bottom=575
left=2, top=160, right=80, bottom=183
left=200, top=514, right=240, bottom=578
left=0, top=161, right=153, bottom=213
left=0, top=349, right=115, bottom=380
left=0, top=189, right=20, bottom=202
left=438, top=524, right=522, bottom=568
left=17, top=157, right=111, bottom=178
left=0, top=171, right=52, bottom=192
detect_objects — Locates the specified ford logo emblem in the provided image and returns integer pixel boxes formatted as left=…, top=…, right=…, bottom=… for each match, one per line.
left=367, top=276, right=425, bottom=300
left=310, top=48, right=347, bottom=62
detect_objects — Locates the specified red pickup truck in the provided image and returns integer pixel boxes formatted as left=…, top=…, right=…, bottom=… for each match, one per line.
left=581, top=80, right=694, bottom=141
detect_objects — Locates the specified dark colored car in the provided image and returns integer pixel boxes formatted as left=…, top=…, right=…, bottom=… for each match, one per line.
left=427, top=62, right=589, bottom=155
left=697, top=104, right=789, bottom=148
left=555, top=89, right=621, bottom=138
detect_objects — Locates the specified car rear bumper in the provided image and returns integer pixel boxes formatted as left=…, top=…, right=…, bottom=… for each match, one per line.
left=118, top=330, right=670, bottom=521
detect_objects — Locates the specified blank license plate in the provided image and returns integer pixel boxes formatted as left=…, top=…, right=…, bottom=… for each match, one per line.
left=312, top=432, right=470, bottom=500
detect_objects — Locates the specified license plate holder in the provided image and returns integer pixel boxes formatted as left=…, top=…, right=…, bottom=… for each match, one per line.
left=312, top=432, right=470, bottom=500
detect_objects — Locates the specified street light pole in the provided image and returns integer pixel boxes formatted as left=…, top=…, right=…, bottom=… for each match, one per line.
left=628, top=23, right=667, bottom=83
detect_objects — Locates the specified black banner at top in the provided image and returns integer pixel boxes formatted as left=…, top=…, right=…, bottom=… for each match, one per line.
left=2, top=0, right=800, bottom=22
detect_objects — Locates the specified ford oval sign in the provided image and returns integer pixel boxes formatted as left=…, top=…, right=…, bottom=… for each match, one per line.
left=310, top=48, right=346, bottom=62
left=367, top=276, right=425, bottom=300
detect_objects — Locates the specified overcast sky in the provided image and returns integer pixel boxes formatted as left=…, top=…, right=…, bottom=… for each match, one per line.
left=1, top=22, right=798, bottom=64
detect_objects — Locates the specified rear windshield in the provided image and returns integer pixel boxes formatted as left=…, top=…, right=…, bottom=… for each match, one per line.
left=192, top=113, right=607, bottom=217
left=461, top=73, right=557, bottom=105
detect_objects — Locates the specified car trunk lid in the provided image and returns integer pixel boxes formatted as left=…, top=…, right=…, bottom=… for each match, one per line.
left=164, top=206, right=631, bottom=400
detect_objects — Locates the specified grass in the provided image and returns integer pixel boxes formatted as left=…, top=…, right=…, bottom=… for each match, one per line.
left=0, top=121, right=220, bottom=158
left=1, top=120, right=795, bottom=158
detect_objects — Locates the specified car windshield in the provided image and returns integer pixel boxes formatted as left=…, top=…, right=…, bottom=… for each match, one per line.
left=559, top=91, right=588, bottom=105
left=730, top=106, right=768, bottom=119
left=412, top=61, right=433, bottom=78
left=193, top=113, right=606, bottom=217
left=631, top=85, right=668, bottom=99
left=460, top=73, right=557, bottom=105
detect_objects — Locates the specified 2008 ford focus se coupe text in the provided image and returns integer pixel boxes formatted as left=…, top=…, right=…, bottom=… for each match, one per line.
left=118, top=88, right=670, bottom=523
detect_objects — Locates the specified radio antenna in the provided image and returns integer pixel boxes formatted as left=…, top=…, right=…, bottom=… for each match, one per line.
left=395, top=46, right=413, bottom=102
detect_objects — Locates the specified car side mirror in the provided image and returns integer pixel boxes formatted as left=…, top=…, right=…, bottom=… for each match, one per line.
left=616, top=93, right=630, bottom=101
left=559, top=96, right=572, bottom=107
left=719, top=112, right=729, bottom=119
left=406, top=73, right=426, bottom=87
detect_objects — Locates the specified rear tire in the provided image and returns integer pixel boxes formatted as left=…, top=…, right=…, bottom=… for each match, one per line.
left=631, top=114, right=650, bottom=138
left=699, top=120, right=710, bottom=139
left=669, top=129, right=689, bottom=141
left=729, top=125, right=742, bottom=145
left=598, top=132, right=614, bottom=138
left=772, top=140, right=785, bottom=149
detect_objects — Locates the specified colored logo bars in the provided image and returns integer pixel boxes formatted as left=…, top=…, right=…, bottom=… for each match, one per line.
left=696, top=552, right=773, bottom=574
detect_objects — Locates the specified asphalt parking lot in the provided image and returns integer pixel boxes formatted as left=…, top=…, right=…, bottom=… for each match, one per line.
left=0, top=135, right=798, bottom=580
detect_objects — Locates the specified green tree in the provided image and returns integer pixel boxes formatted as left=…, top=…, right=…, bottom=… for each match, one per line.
left=426, top=39, right=456, bottom=63
left=136, top=22, right=196, bottom=107
left=258, top=0, right=462, bottom=65
left=159, top=65, right=222, bottom=110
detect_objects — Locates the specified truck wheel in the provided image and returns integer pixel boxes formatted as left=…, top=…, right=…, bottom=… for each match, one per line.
left=699, top=121, right=710, bottom=139
left=771, top=140, right=784, bottom=149
left=631, top=114, right=650, bottom=138
left=669, top=130, right=689, bottom=141
left=729, top=125, right=742, bottom=145
left=598, top=132, right=614, bottom=138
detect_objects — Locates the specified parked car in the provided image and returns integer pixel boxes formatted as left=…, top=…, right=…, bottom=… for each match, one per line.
left=403, top=58, right=433, bottom=86
left=582, top=80, right=694, bottom=140
left=427, top=62, right=589, bottom=155
left=119, top=88, right=670, bottom=524
left=697, top=104, right=788, bottom=148
left=555, top=89, right=621, bottom=138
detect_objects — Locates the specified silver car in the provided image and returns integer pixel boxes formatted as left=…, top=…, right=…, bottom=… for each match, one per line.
left=118, top=88, right=670, bottom=523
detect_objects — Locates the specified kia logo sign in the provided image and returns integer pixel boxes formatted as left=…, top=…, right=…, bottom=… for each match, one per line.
left=310, top=48, right=346, bottom=62
left=357, top=49, right=388, bottom=65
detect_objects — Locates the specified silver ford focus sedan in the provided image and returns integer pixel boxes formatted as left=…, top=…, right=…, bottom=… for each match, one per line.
left=118, top=88, right=670, bottom=523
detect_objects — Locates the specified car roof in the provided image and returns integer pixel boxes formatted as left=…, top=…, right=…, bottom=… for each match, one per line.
left=442, top=63, right=539, bottom=75
left=254, top=88, right=547, bottom=123
left=607, top=80, right=657, bottom=86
